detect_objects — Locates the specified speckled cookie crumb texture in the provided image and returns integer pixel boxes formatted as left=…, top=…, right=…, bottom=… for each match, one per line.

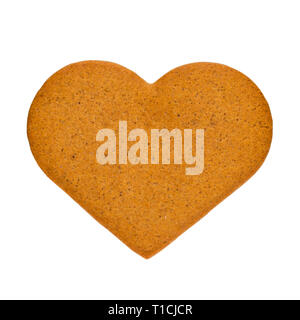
left=27, top=61, right=272, bottom=258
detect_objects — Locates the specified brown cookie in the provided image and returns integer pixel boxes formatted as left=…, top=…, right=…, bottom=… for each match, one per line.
left=27, top=61, right=272, bottom=258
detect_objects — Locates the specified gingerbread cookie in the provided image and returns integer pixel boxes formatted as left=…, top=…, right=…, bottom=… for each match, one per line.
left=27, top=61, right=272, bottom=258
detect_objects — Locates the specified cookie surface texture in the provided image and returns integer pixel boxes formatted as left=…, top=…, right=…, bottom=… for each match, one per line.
left=27, top=61, right=272, bottom=258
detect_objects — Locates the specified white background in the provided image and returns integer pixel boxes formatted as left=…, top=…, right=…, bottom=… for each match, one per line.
left=0, top=0, right=299, bottom=300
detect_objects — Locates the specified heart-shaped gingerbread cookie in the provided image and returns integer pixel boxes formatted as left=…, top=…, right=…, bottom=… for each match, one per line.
left=27, top=61, right=272, bottom=258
